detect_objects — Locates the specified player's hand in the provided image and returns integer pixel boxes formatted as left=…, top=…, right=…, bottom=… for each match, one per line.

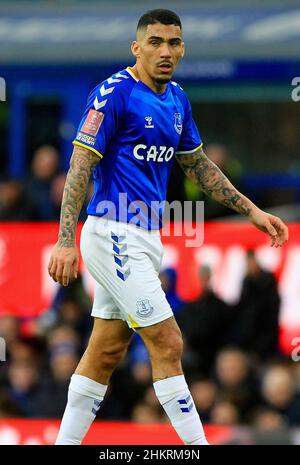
left=248, top=208, right=289, bottom=247
left=48, top=244, right=79, bottom=286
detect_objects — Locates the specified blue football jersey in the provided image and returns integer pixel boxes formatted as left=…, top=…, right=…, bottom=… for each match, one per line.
left=73, top=67, right=202, bottom=229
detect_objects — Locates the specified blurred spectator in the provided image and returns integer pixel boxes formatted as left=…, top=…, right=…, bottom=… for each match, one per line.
left=8, top=340, right=35, bottom=363
left=30, top=321, right=81, bottom=418
left=228, top=250, right=280, bottom=359
left=0, top=315, right=19, bottom=381
left=46, top=325, right=80, bottom=356
left=38, top=275, right=92, bottom=348
left=159, top=267, right=185, bottom=315
left=56, top=299, right=92, bottom=348
left=50, top=173, right=66, bottom=221
left=0, top=314, right=20, bottom=348
left=0, top=388, right=22, bottom=418
left=32, top=345, right=79, bottom=418
left=189, top=378, right=217, bottom=423
left=251, top=407, right=287, bottom=431
left=178, top=265, right=233, bottom=374
left=210, top=399, right=240, bottom=426
left=261, top=365, right=300, bottom=425
left=184, top=143, right=243, bottom=219
left=214, top=347, right=261, bottom=422
left=0, top=179, right=39, bottom=221
left=8, top=337, right=46, bottom=370
left=49, top=346, right=79, bottom=383
left=127, top=333, right=149, bottom=368
left=131, top=385, right=166, bottom=423
left=143, top=385, right=165, bottom=418
left=101, top=359, right=147, bottom=421
left=0, top=315, right=23, bottom=376
left=131, top=361, right=152, bottom=386
left=7, top=360, right=40, bottom=417
left=31, top=145, right=59, bottom=181
left=206, top=143, right=242, bottom=178
left=25, top=145, right=60, bottom=220
left=131, top=403, right=163, bottom=423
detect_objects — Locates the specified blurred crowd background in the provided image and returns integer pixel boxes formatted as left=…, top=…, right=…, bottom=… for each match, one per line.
left=1, top=0, right=300, bottom=444
left=1, top=254, right=300, bottom=433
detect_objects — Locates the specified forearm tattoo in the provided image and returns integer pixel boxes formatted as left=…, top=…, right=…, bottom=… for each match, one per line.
left=58, top=146, right=100, bottom=247
left=177, top=147, right=251, bottom=216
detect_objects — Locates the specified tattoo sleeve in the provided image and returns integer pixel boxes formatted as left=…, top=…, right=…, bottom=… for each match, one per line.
left=58, top=145, right=100, bottom=247
left=176, top=146, right=253, bottom=217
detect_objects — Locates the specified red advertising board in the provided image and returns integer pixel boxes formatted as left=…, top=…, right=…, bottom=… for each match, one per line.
left=0, top=222, right=299, bottom=353
left=0, top=419, right=231, bottom=445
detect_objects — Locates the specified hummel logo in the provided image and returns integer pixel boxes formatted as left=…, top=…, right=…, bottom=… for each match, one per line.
left=177, top=395, right=194, bottom=413
left=145, top=116, right=154, bottom=128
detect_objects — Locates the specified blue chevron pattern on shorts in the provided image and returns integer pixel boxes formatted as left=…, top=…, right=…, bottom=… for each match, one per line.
left=111, top=231, right=131, bottom=281
left=177, top=394, right=194, bottom=413
left=113, top=242, right=127, bottom=254
left=116, top=268, right=131, bottom=281
left=114, top=255, right=129, bottom=267
left=111, top=233, right=126, bottom=243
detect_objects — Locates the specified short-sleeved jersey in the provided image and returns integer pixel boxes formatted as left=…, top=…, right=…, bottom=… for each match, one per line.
left=73, top=67, right=202, bottom=229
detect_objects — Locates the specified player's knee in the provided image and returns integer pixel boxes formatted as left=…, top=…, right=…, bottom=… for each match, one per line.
left=85, top=339, right=127, bottom=370
left=150, top=331, right=183, bottom=363
left=165, top=334, right=183, bottom=363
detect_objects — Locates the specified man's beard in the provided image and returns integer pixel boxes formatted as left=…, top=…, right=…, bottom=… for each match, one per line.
left=155, top=77, right=171, bottom=85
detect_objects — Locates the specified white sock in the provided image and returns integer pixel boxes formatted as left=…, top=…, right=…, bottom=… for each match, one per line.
left=55, top=374, right=108, bottom=445
left=154, top=375, right=209, bottom=445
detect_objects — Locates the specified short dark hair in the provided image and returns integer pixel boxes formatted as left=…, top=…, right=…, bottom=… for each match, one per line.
left=137, top=9, right=182, bottom=32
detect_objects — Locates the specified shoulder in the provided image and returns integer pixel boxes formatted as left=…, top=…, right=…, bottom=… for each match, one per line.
left=95, top=69, right=135, bottom=95
left=88, top=69, right=135, bottom=111
left=170, top=80, right=190, bottom=107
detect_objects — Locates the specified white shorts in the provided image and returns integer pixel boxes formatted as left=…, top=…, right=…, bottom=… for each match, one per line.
left=80, top=216, right=173, bottom=329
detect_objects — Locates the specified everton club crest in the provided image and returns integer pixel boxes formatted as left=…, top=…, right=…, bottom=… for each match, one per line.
left=136, top=299, right=154, bottom=319
left=174, top=112, right=183, bottom=135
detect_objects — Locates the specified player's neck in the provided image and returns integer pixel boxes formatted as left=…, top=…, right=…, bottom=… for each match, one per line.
left=131, top=64, right=167, bottom=94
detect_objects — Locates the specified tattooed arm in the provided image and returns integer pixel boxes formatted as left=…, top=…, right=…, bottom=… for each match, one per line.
left=177, top=146, right=289, bottom=247
left=48, top=145, right=100, bottom=286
